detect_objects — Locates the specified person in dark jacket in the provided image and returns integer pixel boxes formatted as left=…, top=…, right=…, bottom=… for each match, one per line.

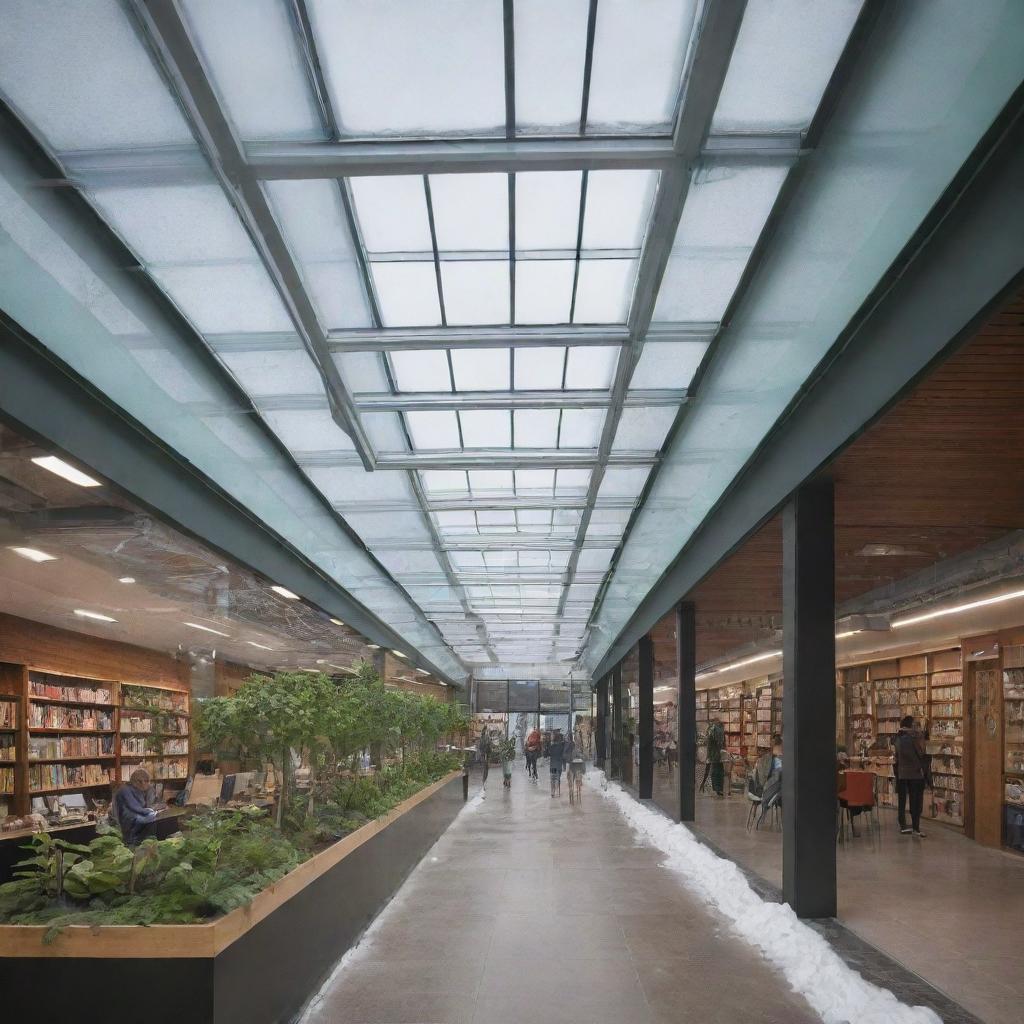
left=893, top=716, right=928, bottom=837
left=706, top=720, right=726, bottom=796
left=548, top=729, right=566, bottom=797
left=114, top=768, right=157, bottom=847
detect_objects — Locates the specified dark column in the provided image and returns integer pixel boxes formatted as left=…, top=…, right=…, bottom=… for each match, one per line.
left=782, top=478, right=836, bottom=919
left=677, top=602, right=696, bottom=822
left=611, top=664, right=623, bottom=779
left=595, top=676, right=608, bottom=768
left=638, top=635, right=654, bottom=799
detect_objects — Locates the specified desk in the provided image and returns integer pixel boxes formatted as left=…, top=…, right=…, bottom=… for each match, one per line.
left=0, top=807, right=187, bottom=883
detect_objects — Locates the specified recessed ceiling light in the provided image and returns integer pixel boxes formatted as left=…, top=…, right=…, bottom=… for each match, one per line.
left=31, top=455, right=101, bottom=488
left=74, top=609, right=116, bottom=623
left=8, top=546, right=57, bottom=563
left=329, top=617, right=344, bottom=626
left=271, top=585, right=300, bottom=600
left=416, top=668, right=430, bottom=676
left=367, top=644, right=381, bottom=650
left=118, top=576, right=136, bottom=584
left=892, top=588, right=1024, bottom=629
left=391, top=650, right=406, bottom=658
left=184, top=621, right=231, bottom=638
left=247, top=641, right=274, bottom=651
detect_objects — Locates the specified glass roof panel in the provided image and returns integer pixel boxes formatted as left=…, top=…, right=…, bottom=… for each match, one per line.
left=307, top=465, right=415, bottom=504
left=582, top=170, right=659, bottom=250
left=654, top=161, right=789, bottom=323
left=514, top=0, right=589, bottom=133
left=350, top=176, right=432, bottom=254
left=182, top=0, right=324, bottom=141
left=513, top=410, right=560, bottom=448
left=468, top=470, right=515, bottom=494
left=440, top=260, right=511, bottom=325
left=265, top=179, right=371, bottom=329
left=436, top=510, right=476, bottom=530
left=514, top=259, right=575, bottom=325
left=597, top=466, right=651, bottom=499
left=335, top=351, right=390, bottom=394
left=421, top=470, right=470, bottom=496
left=363, top=411, right=407, bottom=451
left=430, top=173, right=509, bottom=252
left=263, top=409, right=355, bottom=452
left=555, top=468, right=592, bottom=495
left=573, top=259, right=636, bottom=323
left=217, top=348, right=322, bottom=397
left=515, top=469, right=555, bottom=494
left=0, top=0, right=194, bottom=152
left=514, top=347, right=567, bottom=390
left=309, top=0, right=505, bottom=137
left=577, top=547, right=615, bottom=573
left=630, top=341, right=708, bottom=390
left=370, top=262, right=442, bottom=327
left=406, top=410, right=460, bottom=450
left=564, top=345, right=619, bottom=389
left=559, top=408, right=606, bottom=448
left=612, top=406, right=679, bottom=451
left=460, top=410, right=512, bottom=448
left=390, top=350, right=452, bottom=392
left=713, top=0, right=863, bottom=132
left=451, top=348, right=510, bottom=391
left=516, top=172, right=583, bottom=250
left=586, top=0, right=698, bottom=134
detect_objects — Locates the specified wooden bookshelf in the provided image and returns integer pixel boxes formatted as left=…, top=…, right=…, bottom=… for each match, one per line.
left=118, top=682, right=191, bottom=789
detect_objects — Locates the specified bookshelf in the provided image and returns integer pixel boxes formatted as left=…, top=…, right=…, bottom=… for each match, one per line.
left=0, top=667, right=191, bottom=816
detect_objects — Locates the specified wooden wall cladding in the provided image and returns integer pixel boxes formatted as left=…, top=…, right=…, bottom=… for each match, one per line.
left=0, top=613, right=187, bottom=689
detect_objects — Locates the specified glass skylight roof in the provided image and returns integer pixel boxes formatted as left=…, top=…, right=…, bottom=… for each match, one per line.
left=2, top=0, right=937, bottom=679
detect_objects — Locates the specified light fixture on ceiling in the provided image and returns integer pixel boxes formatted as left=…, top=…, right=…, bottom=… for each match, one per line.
left=835, top=629, right=862, bottom=640
left=329, top=618, right=344, bottom=626
left=697, top=649, right=782, bottom=680
left=184, top=621, right=231, bottom=638
left=8, top=546, right=57, bottom=563
left=118, top=576, right=136, bottom=584
left=892, top=587, right=1024, bottom=629
left=74, top=609, right=116, bottom=623
left=366, top=643, right=380, bottom=650
left=271, top=585, right=300, bottom=600
left=247, top=641, right=274, bottom=651
left=391, top=650, right=407, bottom=658
left=416, top=668, right=430, bottom=676
left=31, top=455, right=102, bottom=488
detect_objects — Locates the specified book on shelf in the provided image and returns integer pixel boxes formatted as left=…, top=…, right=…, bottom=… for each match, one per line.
left=28, top=735, right=114, bottom=759
left=28, top=672, right=112, bottom=704
left=28, top=704, right=113, bottom=730
left=118, top=757, right=188, bottom=782
left=121, top=684, right=189, bottom=714
left=0, top=700, right=17, bottom=729
left=29, top=762, right=113, bottom=791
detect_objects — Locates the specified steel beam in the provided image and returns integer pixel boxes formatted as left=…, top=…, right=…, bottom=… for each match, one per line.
left=595, top=673, right=609, bottom=768
left=677, top=601, right=696, bottom=822
left=782, top=479, right=836, bottom=918
left=294, top=450, right=658, bottom=470
left=638, top=634, right=654, bottom=800
left=611, top=663, right=623, bottom=780
left=130, top=0, right=376, bottom=470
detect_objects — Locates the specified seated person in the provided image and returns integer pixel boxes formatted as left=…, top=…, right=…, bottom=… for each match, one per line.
left=113, top=768, right=158, bottom=847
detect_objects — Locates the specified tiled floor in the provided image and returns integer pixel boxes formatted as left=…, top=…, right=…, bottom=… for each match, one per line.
left=302, top=765, right=819, bottom=1024
left=651, top=769, right=1024, bottom=1024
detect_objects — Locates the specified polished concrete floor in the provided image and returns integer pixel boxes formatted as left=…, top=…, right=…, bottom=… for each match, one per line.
left=303, top=764, right=819, bottom=1024
left=650, top=768, right=1024, bottom=1024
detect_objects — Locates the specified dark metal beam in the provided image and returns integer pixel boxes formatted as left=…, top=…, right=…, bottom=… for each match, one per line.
left=677, top=601, right=696, bottom=822
left=591, top=90, right=1024, bottom=681
left=294, top=449, right=658, bottom=471
left=782, top=478, right=836, bottom=918
left=595, top=673, right=609, bottom=769
left=611, top=663, right=623, bottom=780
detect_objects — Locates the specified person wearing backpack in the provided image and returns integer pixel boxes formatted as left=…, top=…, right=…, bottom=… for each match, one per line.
left=893, top=716, right=929, bottom=837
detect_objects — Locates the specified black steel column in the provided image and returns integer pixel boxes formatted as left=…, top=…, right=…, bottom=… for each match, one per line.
left=782, top=477, right=836, bottom=919
left=611, top=664, right=623, bottom=779
left=638, top=635, right=654, bottom=799
left=595, top=675, right=608, bottom=768
left=677, top=602, right=696, bottom=822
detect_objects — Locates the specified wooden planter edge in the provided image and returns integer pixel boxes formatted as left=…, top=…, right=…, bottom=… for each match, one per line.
left=0, top=770, right=461, bottom=958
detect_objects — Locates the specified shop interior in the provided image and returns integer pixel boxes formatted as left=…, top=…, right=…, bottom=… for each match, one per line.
left=621, top=289, right=1024, bottom=1024
left=0, top=418, right=453, bottom=865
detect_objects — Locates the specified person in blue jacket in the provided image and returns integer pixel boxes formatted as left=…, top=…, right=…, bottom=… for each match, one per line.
left=114, top=768, right=158, bottom=846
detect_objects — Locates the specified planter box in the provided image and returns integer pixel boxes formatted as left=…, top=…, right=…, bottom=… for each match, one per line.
left=0, top=771, right=464, bottom=1023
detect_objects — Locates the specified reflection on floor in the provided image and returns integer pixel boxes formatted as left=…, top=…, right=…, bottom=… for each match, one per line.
left=651, top=767, right=1024, bottom=1024
left=302, top=763, right=818, bottom=1024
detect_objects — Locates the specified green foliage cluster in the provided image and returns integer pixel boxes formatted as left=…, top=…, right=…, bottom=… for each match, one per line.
left=0, top=808, right=301, bottom=942
left=195, top=662, right=468, bottom=828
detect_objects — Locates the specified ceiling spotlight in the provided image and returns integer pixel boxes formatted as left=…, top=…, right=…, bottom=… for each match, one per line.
left=74, top=609, right=116, bottom=623
left=8, top=546, right=57, bottom=563
left=31, top=455, right=101, bottom=488
left=416, top=668, right=430, bottom=676
left=329, top=617, right=344, bottom=626
left=271, top=585, right=300, bottom=600
left=247, top=641, right=274, bottom=651
left=184, top=621, right=231, bottom=638
left=118, top=576, right=136, bottom=584
left=366, top=644, right=381, bottom=650
left=391, top=650, right=407, bottom=658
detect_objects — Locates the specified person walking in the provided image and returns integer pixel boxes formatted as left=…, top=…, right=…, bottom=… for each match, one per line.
left=525, top=726, right=541, bottom=781
left=893, top=715, right=928, bottom=837
left=477, top=725, right=493, bottom=786
left=706, top=718, right=726, bottom=797
left=548, top=729, right=566, bottom=797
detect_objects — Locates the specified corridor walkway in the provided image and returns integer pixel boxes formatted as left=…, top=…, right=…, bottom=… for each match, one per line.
left=302, top=764, right=818, bottom=1024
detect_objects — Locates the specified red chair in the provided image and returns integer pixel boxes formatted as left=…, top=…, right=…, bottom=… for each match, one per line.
left=837, top=770, right=876, bottom=842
